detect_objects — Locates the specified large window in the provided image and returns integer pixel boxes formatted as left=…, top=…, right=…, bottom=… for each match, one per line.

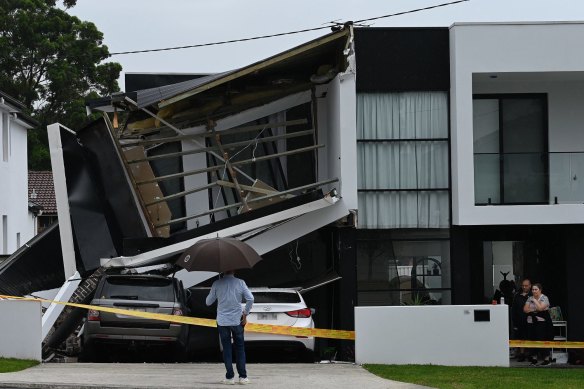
left=357, top=92, right=449, bottom=228
left=473, top=94, right=548, bottom=205
left=357, top=230, right=451, bottom=306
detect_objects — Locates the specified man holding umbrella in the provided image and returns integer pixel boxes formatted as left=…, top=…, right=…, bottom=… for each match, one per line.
left=206, top=270, right=254, bottom=385
left=178, top=237, right=261, bottom=385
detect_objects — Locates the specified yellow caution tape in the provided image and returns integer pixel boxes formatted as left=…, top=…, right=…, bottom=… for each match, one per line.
left=509, top=340, right=584, bottom=349
left=0, top=295, right=355, bottom=340
left=6, top=295, right=584, bottom=345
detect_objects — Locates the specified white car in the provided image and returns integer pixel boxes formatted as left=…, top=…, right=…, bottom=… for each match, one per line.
left=243, top=288, right=315, bottom=356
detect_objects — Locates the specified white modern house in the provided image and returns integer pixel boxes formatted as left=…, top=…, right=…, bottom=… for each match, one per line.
left=0, top=91, right=37, bottom=258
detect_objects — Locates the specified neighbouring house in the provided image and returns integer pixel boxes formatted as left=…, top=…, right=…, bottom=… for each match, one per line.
left=0, top=91, right=37, bottom=260
left=354, top=21, right=584, bottom=342
left=28, top=171, right=58, bottom=234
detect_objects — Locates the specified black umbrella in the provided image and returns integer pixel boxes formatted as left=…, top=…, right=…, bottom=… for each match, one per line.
left=176, top=237, right=262, bottom=273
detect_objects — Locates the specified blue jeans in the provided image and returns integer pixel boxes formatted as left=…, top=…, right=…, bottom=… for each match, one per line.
left=218, top=325, right=247, bottom=379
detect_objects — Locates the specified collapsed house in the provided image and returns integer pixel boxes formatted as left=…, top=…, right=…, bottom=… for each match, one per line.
left=0, top=27, right=358, bottom=358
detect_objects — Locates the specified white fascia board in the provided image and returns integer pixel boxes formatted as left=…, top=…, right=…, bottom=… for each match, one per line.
left=244, top=197, right=349, bottom=255
left=40, top=271, right=81, bottom=340
left=12, top=114, right=35, bottom=130
left=102, top=194, right=339, bottom=269
left=47, top=123, right=78, bottom=280
left=0, top=98, right=16, bottom=112
left=174, top=269, right=216, bottom=289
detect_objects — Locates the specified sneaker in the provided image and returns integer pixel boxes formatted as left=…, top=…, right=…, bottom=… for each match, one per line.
left=222, top=378, right=236, bottom=385
left=239, top=377, right=250, bottom=385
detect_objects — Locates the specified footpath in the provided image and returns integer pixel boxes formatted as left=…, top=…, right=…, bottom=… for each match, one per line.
left=0, top=363, right=433, bottom=389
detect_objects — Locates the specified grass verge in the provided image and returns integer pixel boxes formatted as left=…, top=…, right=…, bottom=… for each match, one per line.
left=0, top=358, right=39, bottom=373
left=364, top=364, right=584, bottom=389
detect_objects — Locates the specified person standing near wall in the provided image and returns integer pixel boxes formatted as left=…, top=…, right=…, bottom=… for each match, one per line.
left=523, top=283, right=553, bottom=366
left=206, top=270, right=254, bottom=385
left=512, top=278, right=531, bottom=361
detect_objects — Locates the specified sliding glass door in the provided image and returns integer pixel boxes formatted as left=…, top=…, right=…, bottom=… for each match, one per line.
left=473, top=94, right=548, bottom=205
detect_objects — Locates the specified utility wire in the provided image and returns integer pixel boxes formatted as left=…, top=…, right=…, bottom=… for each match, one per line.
left=109, top=0, right=469, bottom=56
left=354, top=0, right=468, bottom=24
left=110, top=26, right=331, bottom=56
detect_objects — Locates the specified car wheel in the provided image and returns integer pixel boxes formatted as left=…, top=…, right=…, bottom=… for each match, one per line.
left=79, top=341, right=103, bottom=363
left=300, top=349, right=315, bottom=363
left=172, top=343, right=189, bottom=363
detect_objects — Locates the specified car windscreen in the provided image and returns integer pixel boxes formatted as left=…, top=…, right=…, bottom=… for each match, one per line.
left=251, top=292, right=301, bottom=304
left=100, top=278, right=175, bottom=302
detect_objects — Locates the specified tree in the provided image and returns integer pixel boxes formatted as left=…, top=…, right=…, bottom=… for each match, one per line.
left=47, top=0, right=78, bottom=8
left=0, top=0, right=121, bottom=169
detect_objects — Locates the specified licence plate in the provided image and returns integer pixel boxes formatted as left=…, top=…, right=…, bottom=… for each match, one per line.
left=118, top=307, right=146, bottom=318
left=257, top=313, right=277, bottom=320
left=126, top=307, right=146, bottom=312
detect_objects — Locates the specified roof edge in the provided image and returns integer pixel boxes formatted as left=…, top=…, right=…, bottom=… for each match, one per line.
left=450, top=20, right=584, bottom=29
left=158, top=28, right=351, bottom=109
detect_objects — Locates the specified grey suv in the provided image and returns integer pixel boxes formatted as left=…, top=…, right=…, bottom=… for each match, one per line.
left=81, top=274, right=189, bottom=361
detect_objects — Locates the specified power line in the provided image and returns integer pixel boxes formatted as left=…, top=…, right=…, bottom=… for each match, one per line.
left=354, top=0, right=469, bottom=24
left=110, top=25, right=332, bottom=56
left=109, top=0, right=469, bottom=56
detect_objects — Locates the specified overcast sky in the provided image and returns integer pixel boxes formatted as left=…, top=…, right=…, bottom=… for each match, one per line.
left=68, top=0, right=584, bottom=90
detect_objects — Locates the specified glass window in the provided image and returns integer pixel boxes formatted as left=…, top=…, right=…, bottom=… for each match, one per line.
left=251, top=292, right=301, bottom=304
left=473, top=95, right=548, bottom=205
left=357, top=92, right=450, bottom=228
left=358, top=191, right=449, bottom=228
left=356, top=230, right=451, bottom=306
left=101, top=277, right=175, bottom=302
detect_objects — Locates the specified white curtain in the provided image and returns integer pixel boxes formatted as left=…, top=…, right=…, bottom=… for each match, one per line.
left=357, top=92, right=448, bottom=139
left=357, top=92, right=449, bottom=229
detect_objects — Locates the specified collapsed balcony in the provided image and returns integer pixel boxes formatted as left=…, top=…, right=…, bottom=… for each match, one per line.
left=85, top=28, right=356, bottom=257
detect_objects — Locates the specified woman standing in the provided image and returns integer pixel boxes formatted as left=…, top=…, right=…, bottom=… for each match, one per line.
left=523, top=283, right=554, bottom=365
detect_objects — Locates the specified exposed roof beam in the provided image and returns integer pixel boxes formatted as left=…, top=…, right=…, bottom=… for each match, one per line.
left=124, top=96, right=255, bottom=183
left=135, top=144, right=324, bottom=185
left=126, top=128, right=314, bottom=164
left=158, top=178, right=338, bottom=227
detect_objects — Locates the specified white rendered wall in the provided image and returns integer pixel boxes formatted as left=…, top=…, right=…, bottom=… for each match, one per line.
left=355, top=305, right=509, bottom=366
left=0, top=112, right=34, bottom=255
left=324, top=72, right=358, bottom=211
left=450, top=22, right=584, bottom=225
left=0, top=300, right=42, bottom=361
left=47, top=124, right=78, bottom=279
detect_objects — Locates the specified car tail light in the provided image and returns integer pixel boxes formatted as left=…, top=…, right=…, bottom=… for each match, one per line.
left=87, top=309, right=100, bottom=321
left=285, top=308, right=312, bottom=318
left=172, top=308, right=183, bottom=316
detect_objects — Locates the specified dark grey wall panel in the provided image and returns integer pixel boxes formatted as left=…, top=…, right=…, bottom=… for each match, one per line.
left=61, top=126, right=118, bottom=273
left=0, top=223, right=65, bottom=295
left=75, top=120, right=149, bottom=243
left=354, top=28, right=450, bottom=92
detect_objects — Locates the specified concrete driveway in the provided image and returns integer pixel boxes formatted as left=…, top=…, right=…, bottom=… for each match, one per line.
left=0, top=363, right=433, bottom=389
